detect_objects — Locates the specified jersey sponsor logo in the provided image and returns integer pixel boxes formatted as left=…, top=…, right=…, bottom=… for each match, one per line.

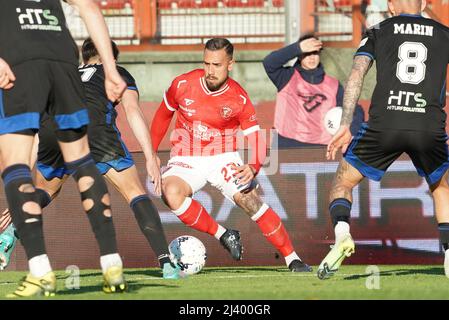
left=16, top=8, right=61, bottom=31
left=298, top=93, right=328, bottom=112
left=181, top=122, right=222, bottom=141
left=184, top=98, right=194, bottom=106
left=387, top=90, right=427, bottom=113
left=167, top=162, right=193, bottom=170
left=179, top=104, right=196, bottom=117
left=197, top=124, right=208, bottom=132
left=249, top=114, right=257, bottom=122
left=220, top=106, right=233, bottom=120
left=394, top=23, right=434, bottom=37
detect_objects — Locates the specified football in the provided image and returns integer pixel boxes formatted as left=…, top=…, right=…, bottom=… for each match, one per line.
left=169, top=235, right=207, bottom=275
left=323, top=107, right=343, bottom=135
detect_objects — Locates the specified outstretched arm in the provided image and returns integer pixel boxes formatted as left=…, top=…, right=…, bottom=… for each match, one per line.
left=150, top=100, right=175, bottom=152
left=233, top=129, right=267, bottom=193
left=234, top=92, right=267, bottom=190
left=67, top=0, right=125, bottom=101
left=121, top=89, right=162, bottom=195
left=327, top=55, right=373, bottom=160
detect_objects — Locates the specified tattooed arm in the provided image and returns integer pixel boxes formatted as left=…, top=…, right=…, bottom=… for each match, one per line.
left=326, top=55, right=372, bottom=160
left=340, top=55, right=373, bottom=126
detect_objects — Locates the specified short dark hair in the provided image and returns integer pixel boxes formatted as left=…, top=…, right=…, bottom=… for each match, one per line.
left=298, top=33, right=319, bottom=43
left=81, top=38, right=119, bottom=64
left=204, top=38, right=234, bottom=59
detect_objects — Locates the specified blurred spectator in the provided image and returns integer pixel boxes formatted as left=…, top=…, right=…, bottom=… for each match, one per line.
left=263, top=34, right=364, bottom=148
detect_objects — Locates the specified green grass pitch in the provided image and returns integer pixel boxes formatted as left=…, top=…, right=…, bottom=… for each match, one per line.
left=0, top=265, right=448, bottom=300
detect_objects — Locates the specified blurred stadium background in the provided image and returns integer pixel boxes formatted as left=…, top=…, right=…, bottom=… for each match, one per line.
left=1, top=0, right=449, bottom=271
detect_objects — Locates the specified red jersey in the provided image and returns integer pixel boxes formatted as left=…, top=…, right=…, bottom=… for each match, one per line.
left=162, top=69, right=260, bottom=157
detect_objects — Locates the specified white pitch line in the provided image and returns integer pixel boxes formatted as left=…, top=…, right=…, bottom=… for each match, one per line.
left=0, top=273, right=362, bottom=287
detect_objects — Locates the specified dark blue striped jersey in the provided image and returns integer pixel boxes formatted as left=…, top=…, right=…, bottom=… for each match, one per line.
left=74, top=64, right=138, bottom=162
left=0, top=0, right=78, bottom=66
left=356, top=14, right=449, bottom=132
left=78, top=64, right=138, bottom=127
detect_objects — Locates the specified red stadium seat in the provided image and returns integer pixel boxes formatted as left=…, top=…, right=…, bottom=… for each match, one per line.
left=158, top=0, right=174, bottom=9
left=272, top=0, right=284, bottom=7
left=198, top=0, right=219, bottom=8
left=176, top=0, right=195, bottom=8
left=223, top=0, right=264, bottom=8
left=333, top=0, right=352, bottom=7
left=95, top=0, right=133, bottom=10
left=177, top=0, right=218, bottom=8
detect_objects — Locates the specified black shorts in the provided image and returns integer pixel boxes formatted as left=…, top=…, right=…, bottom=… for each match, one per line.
left=0, top=60, right=88, bottom=134
left=37, top=117, right=134, bottom=180
left=344, top=123, right=449, bottom=185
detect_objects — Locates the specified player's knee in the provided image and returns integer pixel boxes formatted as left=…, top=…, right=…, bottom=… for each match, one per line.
left=162, top=182, right=186, bottom=209
left=82, top=199, right=94, bottom=212
left=235, top=190, right=263, bottom=215
left=18, top=183, right=35, bottom=193
left=22, top=201, right=41, bottom=216
left=78, top=176, right=95, bottom=193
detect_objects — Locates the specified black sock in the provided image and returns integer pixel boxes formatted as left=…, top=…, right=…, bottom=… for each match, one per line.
left=66, top=154, right=117, bottom=255
left=130, top=195, right=170, bottom=268
left=35, top=188, right=52, bottom=209
left=329, top=198, right=352, bottom=227
left=159, top=256, right=172, bottom=268
left=2, top=164, right=46, bottom=259
left=438, top=223, right=449, bottom=251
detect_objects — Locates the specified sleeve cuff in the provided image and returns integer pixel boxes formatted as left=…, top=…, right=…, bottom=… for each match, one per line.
left=163, top=92, right=176, bottom=112
left=354, top=52, right=375, bottom=60
left=243, top=125, right=260, bottom=136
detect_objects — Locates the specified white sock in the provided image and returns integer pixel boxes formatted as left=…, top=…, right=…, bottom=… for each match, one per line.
left=29, top=254, right=52, bottom=278
left=335, top=221, right=351, bottom=242
left=214, top=225, right=226, bottom=240
left=100, top=253, right=123, bottom=274
left=284, top=251, right=300, bottom=267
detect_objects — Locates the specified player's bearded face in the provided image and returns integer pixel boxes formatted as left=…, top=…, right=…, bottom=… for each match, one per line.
left=203, top=49, right=234, bottom=91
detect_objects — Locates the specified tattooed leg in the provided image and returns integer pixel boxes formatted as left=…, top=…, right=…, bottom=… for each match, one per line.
left=330, top=159, right=364, bottom=203
left=234, top=189, right=264, bottom=217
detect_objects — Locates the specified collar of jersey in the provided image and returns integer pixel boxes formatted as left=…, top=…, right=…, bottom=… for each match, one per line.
left=399, top=13, right=423, bottom=18
left=200, top=77, right=230, bottom=96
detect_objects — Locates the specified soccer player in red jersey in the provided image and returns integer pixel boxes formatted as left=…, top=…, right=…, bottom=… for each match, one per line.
left=151, top=38, right=312, bottom=272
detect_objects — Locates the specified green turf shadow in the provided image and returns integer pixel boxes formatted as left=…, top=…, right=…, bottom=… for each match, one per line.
left=343, top=267, right=444, bottom=280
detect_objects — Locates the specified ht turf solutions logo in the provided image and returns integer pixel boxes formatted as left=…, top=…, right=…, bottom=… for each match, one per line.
left=16, top=7, right=62, bottom=31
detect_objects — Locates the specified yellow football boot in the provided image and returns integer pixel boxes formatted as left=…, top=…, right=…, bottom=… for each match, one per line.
left=6, top=271, right=56, bottom=298
left=103, top=266, right=127, bottom=293
left=317, top=234, right=355, bottom=280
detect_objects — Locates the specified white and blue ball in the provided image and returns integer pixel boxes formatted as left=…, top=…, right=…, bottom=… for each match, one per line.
left=169, top=235, right=207, bottom=275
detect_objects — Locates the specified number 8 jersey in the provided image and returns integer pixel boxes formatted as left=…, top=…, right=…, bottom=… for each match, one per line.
left=357, top=14, right=449, bottom=132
